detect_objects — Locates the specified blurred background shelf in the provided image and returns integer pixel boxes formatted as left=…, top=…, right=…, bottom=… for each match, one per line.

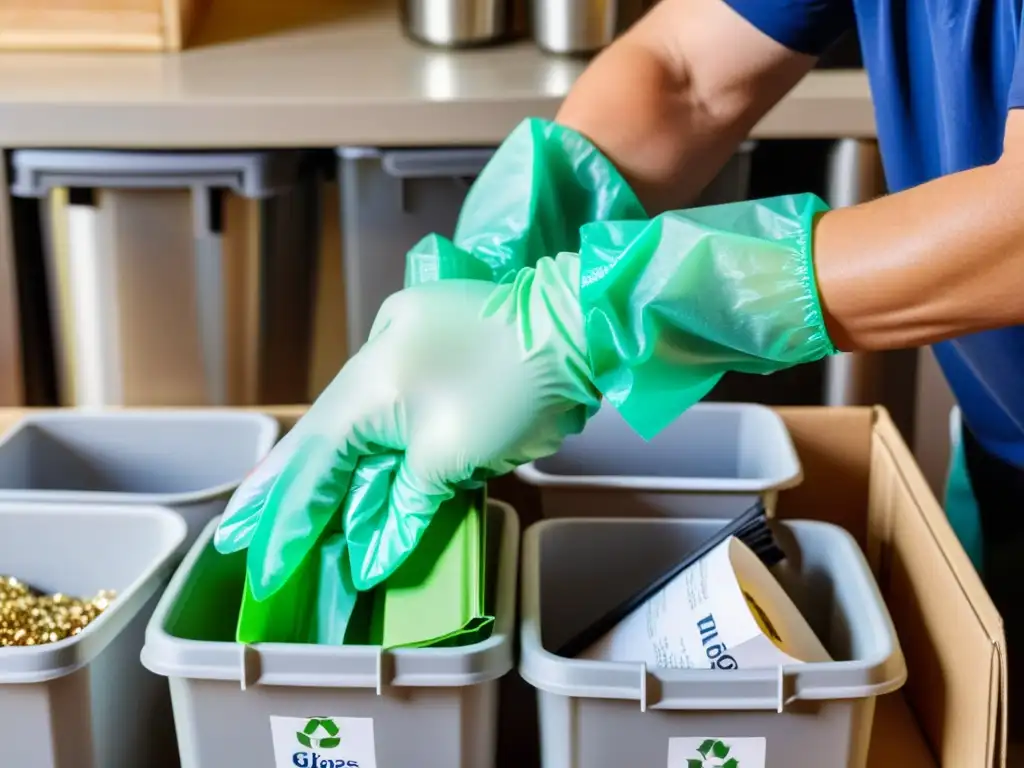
left=0, top=0, right=875, bottom=148
left=0, top=0, right=935, bottom=492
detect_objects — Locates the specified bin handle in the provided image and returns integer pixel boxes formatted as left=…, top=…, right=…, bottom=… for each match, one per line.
left=381, top=149, right=495, bottom=180
left=639, top=662, right=648, bottom=712
left=776, top=665, right=785, bottom=713
left=239, top=644, right=259, bottom=691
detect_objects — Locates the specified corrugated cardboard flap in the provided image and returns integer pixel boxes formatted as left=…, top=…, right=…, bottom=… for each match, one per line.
left=868, top=407, right=1006, bottom=768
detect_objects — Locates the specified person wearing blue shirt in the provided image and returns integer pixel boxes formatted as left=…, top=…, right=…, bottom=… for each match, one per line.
left=216, top=0, right=1024, bottom=727
left=552, top=0, right=1024, bottom=720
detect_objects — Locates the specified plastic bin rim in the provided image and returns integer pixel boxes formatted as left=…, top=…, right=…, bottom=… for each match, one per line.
left=514, top=402, right=803, bottom=493
left=9, top=148, right=306, bottom=199
left=334, top=146, right=496, bottom=159
left=335, top=147, right=383, bottom=160
left=0, top=410, right=280, bottom=506
left=336, top=145, right=497, bottom=180
left=141, top=500, right=521, bottom=689
left=0, top=503, right=186, bottom=684
left=517, top=518, right=908, bottom=709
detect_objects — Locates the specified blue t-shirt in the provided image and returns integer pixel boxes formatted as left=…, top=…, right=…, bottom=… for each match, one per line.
left=725, top=0, right=1024, bottom=467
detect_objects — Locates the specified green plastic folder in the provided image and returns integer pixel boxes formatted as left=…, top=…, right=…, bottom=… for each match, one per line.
left=235, top=516, right=362, bottom=645
left=376, top=487, right=493, bottom=649
left=233, top=486, right=492, bottom=648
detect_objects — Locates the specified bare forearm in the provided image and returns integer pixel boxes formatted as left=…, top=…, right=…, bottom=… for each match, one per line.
left=815, top=144, right=1024, bottom=351
left=549, top=0, right=1024, bottom=354
left=556, top=0, right=814, bottom=213
left=555, top=36, right=738, bottom=212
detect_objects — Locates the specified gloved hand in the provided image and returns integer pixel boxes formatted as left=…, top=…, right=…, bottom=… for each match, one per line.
left=216, top=112, right=838, bottom=605
left=216, top=253, right=599, bottom=598
left=215, top=116, right=646, bottom=602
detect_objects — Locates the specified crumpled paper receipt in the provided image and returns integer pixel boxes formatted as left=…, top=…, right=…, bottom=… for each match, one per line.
left=578, top=536, right=832, bottom=669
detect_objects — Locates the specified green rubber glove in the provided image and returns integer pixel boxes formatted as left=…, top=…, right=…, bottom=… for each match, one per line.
left=215, top=254, right=598, bottom=598
left=580, top=193, right=839, bottom=439
left=214, top=116, right=645, bottom=600
left=406, top=116, right=648, bottom=286
left=214, top=115, right=837, bottom=605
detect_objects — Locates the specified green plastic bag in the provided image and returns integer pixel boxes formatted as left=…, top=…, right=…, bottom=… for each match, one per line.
left=235, top=527, right=359, bottom=645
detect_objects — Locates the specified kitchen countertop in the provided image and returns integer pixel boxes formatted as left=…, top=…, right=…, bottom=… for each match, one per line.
left=0, top=0, right=876, bottom=149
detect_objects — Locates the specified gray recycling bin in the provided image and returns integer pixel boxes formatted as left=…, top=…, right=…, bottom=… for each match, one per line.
left=519, top=517, right=907, bottom=768
left=142, top=500, right=520, bottom=768
left=335, top=142, right=757, bottom=356
left=0, top=502, right=186, bottom=768
left=516, top=401, right=802, bottom=519
left=10, top=149, right=320, bottom=406
left=336, top=146, right=495, bottom=355
left=0, top=409, right=278, bottom=549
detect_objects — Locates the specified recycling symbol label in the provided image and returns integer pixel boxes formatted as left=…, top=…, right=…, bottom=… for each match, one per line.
left=270, top=715, right=377, bottom=768
left=296, top=717, right=341, bottom=750
left=687, top=739, right=738, bottom=767
left=668, top=737, right=766, bottom=768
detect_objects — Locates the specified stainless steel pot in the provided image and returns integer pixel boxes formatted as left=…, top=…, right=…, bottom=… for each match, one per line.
left=401, top=0, right=520, bottom=48
left=532, top=0, right=652, bottom=55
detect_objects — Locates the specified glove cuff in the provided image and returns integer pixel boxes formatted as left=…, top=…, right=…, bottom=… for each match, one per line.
left=579, top=193, right=838, bottom=440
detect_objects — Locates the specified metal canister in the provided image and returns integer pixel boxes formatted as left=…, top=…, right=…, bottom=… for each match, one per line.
left=531, top=0, right=652, bottom=55
left=400, top=0, right=520, bottom=48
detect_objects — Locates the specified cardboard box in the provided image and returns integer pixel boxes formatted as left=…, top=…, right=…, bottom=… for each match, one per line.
left=0, top=405, right=1005, bottom=766
left=774, top=407, right=1006, bottom=768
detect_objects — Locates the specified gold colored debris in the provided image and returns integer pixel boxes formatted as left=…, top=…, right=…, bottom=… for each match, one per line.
left=0, top=575, right=116, bottom=647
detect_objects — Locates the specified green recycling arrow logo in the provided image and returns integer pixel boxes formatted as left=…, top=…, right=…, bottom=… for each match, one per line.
left=295, top=717, right=341, bottom=750
left=687, top=739, right=739, bottom=768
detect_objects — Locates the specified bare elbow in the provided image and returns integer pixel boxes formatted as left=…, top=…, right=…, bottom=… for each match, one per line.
left=627, top=0, right=818, bottom=133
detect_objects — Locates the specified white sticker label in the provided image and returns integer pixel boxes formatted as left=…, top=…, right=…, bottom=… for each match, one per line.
left=579, top=538, right=832, bottom=670
left=270, top=716, right=377, bottom=768
left=668, top=737, right=766, bottom=768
